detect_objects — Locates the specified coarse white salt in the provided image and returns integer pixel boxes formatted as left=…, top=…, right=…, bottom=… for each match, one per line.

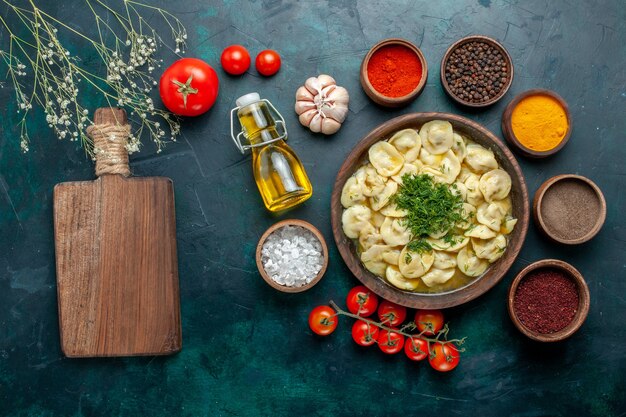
left=261, top=225, right=324, bottom=287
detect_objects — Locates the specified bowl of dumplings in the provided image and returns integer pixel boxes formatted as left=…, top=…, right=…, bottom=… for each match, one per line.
left=331, top=113, right=529, bottom=309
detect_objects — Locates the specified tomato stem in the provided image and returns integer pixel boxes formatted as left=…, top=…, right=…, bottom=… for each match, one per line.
left=172, top=74, right=198, bottom=108
left=328, top=300, right=466, bottom=349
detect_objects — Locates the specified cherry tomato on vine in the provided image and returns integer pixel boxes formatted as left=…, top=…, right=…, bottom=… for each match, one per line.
left=159, top=58, right=219, bottom=116
left=377, top=300, right=407, bottom=327
left=429, top=342, right=460, bottom=372
left=414, top=309, right=444, bottom=336
left=220, top=45, right=251, bottom=75
left=351, top=320, right=379, bottom=347
left=308, top=306, right=338, bottom=336
left=255, top=49, right=281, bottom=76
left=377, top=329, right=404, bottom=354
left=346, top=286, right=379, bottom=317
left=404, top=336, right=429, bottom=361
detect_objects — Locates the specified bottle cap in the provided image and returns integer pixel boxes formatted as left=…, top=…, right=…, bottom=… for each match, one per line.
left=236, top=92, right=261, bottom=108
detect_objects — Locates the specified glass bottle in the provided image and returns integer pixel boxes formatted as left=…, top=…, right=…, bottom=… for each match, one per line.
left=230, top=93, right=313, bottom=212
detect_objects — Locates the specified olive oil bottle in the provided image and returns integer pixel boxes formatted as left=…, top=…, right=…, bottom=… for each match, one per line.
left=230, top=93, right=312, bottom=212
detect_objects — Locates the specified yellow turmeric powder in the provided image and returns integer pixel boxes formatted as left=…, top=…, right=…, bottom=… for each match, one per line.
left=511, top=94, right=568, bottom=151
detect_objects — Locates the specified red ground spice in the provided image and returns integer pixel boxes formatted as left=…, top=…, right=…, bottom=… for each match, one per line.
left=513, top=269, right=579, bottom=334
left=367, top=45, right=422, bottom=97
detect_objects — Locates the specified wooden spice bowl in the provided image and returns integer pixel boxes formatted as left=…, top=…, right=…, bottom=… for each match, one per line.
left=359, top=38, right=428, bottom=108
left=533, top=174, right=606, bottom=244
left=256, top=219, right=329, bottom=293
left=331, top=112, right=530, bottom=309
left=440, top=35, right=514, bottom=108
left=507, top=259, right=590, bottom=342
left=501, top=89, right=572, bottom=158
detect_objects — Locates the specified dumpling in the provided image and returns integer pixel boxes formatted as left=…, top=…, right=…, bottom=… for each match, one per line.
left=356, top=166, right=386, bottom=197
left=479, top=169, right=512, bottom=203
left=342, top=204, right=371, bottom=239
left=369, top=141, right=404, bottom=177
left=361, top=244, right=392, bottom=276
left=420, top=120, right=454, bottom=154
left=418, top=148, right=444, bottom=167
left=391, top=162, right=420, bottom=184
left=457, top=166, right=474, bottom=183
left=501, top=216, right=518, bottom=235
left=380, top=203, right=408, bottom=217
left=370, top=180, right=398, bottom=211
left=452, top=181, right=468, bottom=202
left=458, top=203, right=477, bottom=230
left=359, top=223, right=383, bottom=251
left=433, top=250, right=457, bottom=269
left=381, top=217, right=411, bottom=246
left=464, top=173, right=485, bottom=207
left=426, top=235, right=470, bottom=252
left=465, top=143, right=498, bottom=174
left=386, top=265, right=421, bottom=291
left=399, top=245, right=434, bottom=278
left=457, top=246, right=489, bottom=277
left=382, top=248, right=401, bottom=265
left=420, top=150, right=461, bottom=184
left=451, top=133, right=467, bottom=163
left=371, top=211, right=386, bottom=228
left=421, top=268, right=455, bottom=287
left=465, top=224, right=497, bottom=239
left=388, top=129, right=421, bottom=162
left=472, top=235, right=507, bottom=263
left=341, top=176, right=365, bottom=208
left=476, top=202, right=507, bottom=232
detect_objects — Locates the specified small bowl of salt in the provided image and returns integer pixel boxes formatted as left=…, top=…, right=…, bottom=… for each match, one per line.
left=256, top=219, right=329, bottom=293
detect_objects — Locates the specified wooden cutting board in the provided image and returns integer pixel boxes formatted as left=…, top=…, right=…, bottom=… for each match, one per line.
left=53, top=108, right=182, bottom=357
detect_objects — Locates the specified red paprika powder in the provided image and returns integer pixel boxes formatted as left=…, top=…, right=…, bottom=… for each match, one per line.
left=367, top=45, right=422, bottom=97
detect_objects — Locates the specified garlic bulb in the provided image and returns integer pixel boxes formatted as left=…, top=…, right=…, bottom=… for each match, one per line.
left=294, top=74, right=349, bottom=135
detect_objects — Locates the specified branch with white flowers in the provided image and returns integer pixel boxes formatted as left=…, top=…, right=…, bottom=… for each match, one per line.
left=0, top=0, right=187, bottom=156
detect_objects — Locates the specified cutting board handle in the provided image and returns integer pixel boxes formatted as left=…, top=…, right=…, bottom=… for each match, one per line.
left=87, top=108, right=131, bottom=178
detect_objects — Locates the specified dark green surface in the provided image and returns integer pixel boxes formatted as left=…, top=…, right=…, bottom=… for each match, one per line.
left=1, top=0, right=625, bottom=415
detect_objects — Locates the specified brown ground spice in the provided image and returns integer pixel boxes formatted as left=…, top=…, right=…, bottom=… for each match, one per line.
left=513, top=268, right=579, bottom=334
left=541, top=179, right=600, bottom=240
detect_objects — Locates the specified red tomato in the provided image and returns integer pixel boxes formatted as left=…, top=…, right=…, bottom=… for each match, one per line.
left=346, top=286, right=379, bottom=317
left=377, top=300, right=407, bottom=327
left=377, top=329, right=405, bottom=354
left=351, top=320, right=379, bottom=346
left=255, top=49, right=281, bottom=76
left=404, top=336, right=429, bottom=361
left=429, top=342, right=460, bottom=372
left=159, top=58, right=219, bottom=116
left=308, top=306, right=338, bottom=336
left=415, top=309, right=444, bottom=336
left=220, top=45, right=251, bottom=75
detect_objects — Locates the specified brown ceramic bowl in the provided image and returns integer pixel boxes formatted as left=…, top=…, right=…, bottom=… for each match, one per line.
left=330, top=112, right=530, bottom=309
left=256, top=219, right=328, bottom=293
left=440, top=35, right=514, bottom=108
left=508, top=259, right=590, bottom=342
left=360, top=38, right=428, bottom=107
left=501, top=89, right=572, bottom=158
left=533, top=174, right=606, bottom=244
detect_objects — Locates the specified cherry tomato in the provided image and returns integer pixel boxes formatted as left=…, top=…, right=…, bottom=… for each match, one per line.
left=159, top=58, right=219, bottom=116
left=346, top=286, right=379, bottom=317
left=308, top=306, right=338, bottom=336
left=220, top=45, right=251, bottom=75
left=377, top=300, right=407, bottom=327
left=255, top=49, right=281, bottom=76
left=377, top=329, right=405, bottom=354
left=351, top=320, right=379, bottom=346
left=404, top=336, right=429, bottom=361
left=414, top=309, right=444, bottom=336
left=429, top=342, right=460, bottom=372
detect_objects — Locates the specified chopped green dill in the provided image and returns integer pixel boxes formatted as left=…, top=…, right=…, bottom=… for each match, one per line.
left=393, top=174, right=466, bottom=253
